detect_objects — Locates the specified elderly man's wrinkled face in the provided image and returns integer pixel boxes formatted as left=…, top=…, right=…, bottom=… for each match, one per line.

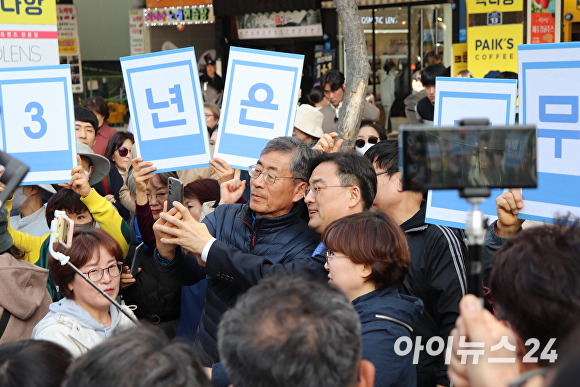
left=249, top=151, right=306, bottom=218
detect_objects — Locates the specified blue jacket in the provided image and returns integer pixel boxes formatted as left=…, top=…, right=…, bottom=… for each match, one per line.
left=353, top=286, right=424, bottom=387
left=155, top=202, right=320, bottom=366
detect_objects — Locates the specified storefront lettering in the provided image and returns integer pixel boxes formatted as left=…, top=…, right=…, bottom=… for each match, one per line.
left=146, top=7, right=210, bottom=23
left=0, top=44, right=41, bottom=63
left=475, top=38, right=514, bottom=50
left=360, top=16, right=398, bottom=25
left=0, top=0, right=43, bottom=15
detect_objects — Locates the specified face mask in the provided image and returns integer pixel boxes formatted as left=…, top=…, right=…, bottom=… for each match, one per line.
left=74, top=222, right=94, bottom=231
left=12, top=187, right=31, bottom=210
left=84, top=170, right=91, bottom=182
left=356, top=142, right=375, bottom=155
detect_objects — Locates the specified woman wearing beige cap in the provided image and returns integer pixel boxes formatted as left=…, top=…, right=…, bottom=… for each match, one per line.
left=292, top=104, right=324, bottom=147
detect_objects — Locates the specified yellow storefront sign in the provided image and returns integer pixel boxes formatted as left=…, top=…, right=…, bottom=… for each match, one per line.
left=468, top=24, right=522, bottom=78
left=468, top=0, right=523, bottom=14
left=58, top=38, right=76, bottom=54
left=0, top=0, right=56, bottom=25
left=452, top=43, right=468, bottom=76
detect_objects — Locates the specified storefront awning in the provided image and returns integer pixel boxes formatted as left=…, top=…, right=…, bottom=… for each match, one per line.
left=213, top=0, right=321, bottom=17
left=321, top=0, right=451, bottom=8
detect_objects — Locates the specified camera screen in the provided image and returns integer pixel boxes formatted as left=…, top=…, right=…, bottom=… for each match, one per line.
left=400, top=125, right=537, bottom=191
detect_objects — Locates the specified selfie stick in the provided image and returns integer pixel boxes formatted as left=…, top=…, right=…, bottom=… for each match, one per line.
left=49, top=212, right=139, bottom=325
left=457, top=119, right=491, bottom=303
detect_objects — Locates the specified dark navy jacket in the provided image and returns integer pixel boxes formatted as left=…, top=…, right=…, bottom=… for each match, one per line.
left=353, top=286, right=423, bottom=387
left=155, top=202, right=321, bottom=366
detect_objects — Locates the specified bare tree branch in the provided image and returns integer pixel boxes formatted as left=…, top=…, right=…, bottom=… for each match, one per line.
left=334, top=0, right=370, bottom=149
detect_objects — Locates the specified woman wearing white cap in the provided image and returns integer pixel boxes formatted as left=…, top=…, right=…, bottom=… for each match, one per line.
left=292, top=104, right=325, bottom=147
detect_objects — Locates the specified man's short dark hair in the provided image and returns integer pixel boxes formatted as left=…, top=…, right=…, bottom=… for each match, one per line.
left=421, top=63, right=449, bottom=87
left=261, top=137, right=316, bottom=182
left=64, top=326, right=211, bottom=387
left=218, top=276, right=362, bottom=387
left=74, top=107, right=99, bottom=132
left=309, top=152, right=377, bottom=210
left=321, top=69, right=345, bottom=91
left=490, top=221, right=580, bottom=366
left=364, top=140, right=399, bottom=176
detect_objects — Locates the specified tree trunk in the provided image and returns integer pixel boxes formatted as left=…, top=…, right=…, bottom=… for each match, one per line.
left=334, top=0, right=370, bottom=149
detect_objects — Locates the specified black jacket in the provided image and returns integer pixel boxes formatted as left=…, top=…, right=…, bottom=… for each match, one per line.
left=400, top=205, right=467, bottom=387
left=155, top=202, right=320, bottom=366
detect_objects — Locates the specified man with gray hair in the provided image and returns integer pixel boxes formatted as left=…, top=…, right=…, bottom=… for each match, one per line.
left=218, top=275, right=375, bottom=387
left=154, top=137, right=322, bottom=373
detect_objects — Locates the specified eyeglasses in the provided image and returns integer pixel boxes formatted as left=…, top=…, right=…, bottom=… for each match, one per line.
left=82, top=263, right=122, bottom=282
left=326, top=250, right=348, bottom=264
left=375, top=170, right=390, bottom=177
left=304, top=185, right=351, bottom=198
left=205, top=113, right=214, bottom=118
left=146, top=192, right=168, bottom=201
left=248, top=164, right=301, bottom=185
left=355, top=136, right=379, bottom=148
left=117, top=147, right=131, bottom=157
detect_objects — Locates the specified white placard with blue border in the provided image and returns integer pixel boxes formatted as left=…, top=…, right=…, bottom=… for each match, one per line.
left=0, top=65, right=76, bottom=185
left=214, top=46, right=304, bottom=170
left=121, top=47, right=211, bottom=173
left=517, top=42, right=580, bottom=223
left=426, top=77, right=517, bottom=229
left=433, top=77, right=517, bottom=126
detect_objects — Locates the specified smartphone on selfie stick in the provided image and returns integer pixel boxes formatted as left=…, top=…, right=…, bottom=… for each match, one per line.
left=49, top=211, right=139, bottom=325
left=0, top=151, right=30, bottom=209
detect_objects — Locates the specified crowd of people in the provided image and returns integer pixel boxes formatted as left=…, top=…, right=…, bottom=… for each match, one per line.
left=0, top=60, right=577, bottom=387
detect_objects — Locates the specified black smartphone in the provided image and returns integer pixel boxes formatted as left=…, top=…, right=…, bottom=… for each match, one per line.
left=399, top=124, right=537, bottom=191
left=130, top=242, right=144, bottom=277
left=167, top=177, right=184, bottom=211
left=0, top=151, right=29, bottom=208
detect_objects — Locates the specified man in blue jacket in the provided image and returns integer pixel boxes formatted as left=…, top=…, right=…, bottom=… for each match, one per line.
left=153, top=137, right=322, bottom=369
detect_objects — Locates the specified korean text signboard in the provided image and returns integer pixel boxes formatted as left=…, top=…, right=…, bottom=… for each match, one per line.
left=0, top=65, right=76, bottom=184
left=0, top=0, right=58, bottom=67
left=213, top=47, right=304, bottom=169
left=121, top=47, right=211, bottom=173
left=517, top=42, right=580, bottom=223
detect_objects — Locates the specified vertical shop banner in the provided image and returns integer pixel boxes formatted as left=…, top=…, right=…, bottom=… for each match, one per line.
left=451, top=43, right=468, bottom=76
left=0, top=0, right=58, bottom=67
left=517, top=42, right=580, bottom=222
left=467, top=0, right=524, bottom=78
left=121, top=47, right=211, bottom=173
left=0, top=65, right=76, bottom=184
left=426, top=77, right=516, bottom=228
left=57, top=4, right=82, bottom=93
left=214, top=47, right=304, bottom=170
left=129, top=9, right=147, bottom=56
left=528, top=0, right=559, bottom=44
left=313, top=48, right=334, bottom=86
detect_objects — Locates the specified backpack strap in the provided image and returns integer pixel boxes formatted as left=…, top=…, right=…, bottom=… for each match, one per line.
left=0, top=308, right=11, bottom=339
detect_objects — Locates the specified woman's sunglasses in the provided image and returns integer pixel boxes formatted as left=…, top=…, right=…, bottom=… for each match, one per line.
left=355, top=136, right=379, bottom=148
left=117, top=147, right=130, bottom=157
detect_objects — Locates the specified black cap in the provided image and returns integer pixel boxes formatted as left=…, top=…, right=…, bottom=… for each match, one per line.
left=206, top=58, right=216, bottom=65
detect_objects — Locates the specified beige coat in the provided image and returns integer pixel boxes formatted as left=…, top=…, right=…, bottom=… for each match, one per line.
left=0, top=253, right=51, bottom=344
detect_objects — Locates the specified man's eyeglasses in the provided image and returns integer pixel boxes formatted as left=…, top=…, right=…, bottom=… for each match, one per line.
left=117, top=147, right=131, bottom=157
left=325, top=250, right=348, bottom=264
left=355, top=136, right=379, bottom=149
left=248, top=165, right=301, bottom=185
left=304, top=185, right=351, bottom=198
left=82, top=263, right=122, bottom=282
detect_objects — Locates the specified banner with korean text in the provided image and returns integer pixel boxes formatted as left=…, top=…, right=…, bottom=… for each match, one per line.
left=213, top=46, right=304, bottom=170
left=121, top=47, right=211, bottom=173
